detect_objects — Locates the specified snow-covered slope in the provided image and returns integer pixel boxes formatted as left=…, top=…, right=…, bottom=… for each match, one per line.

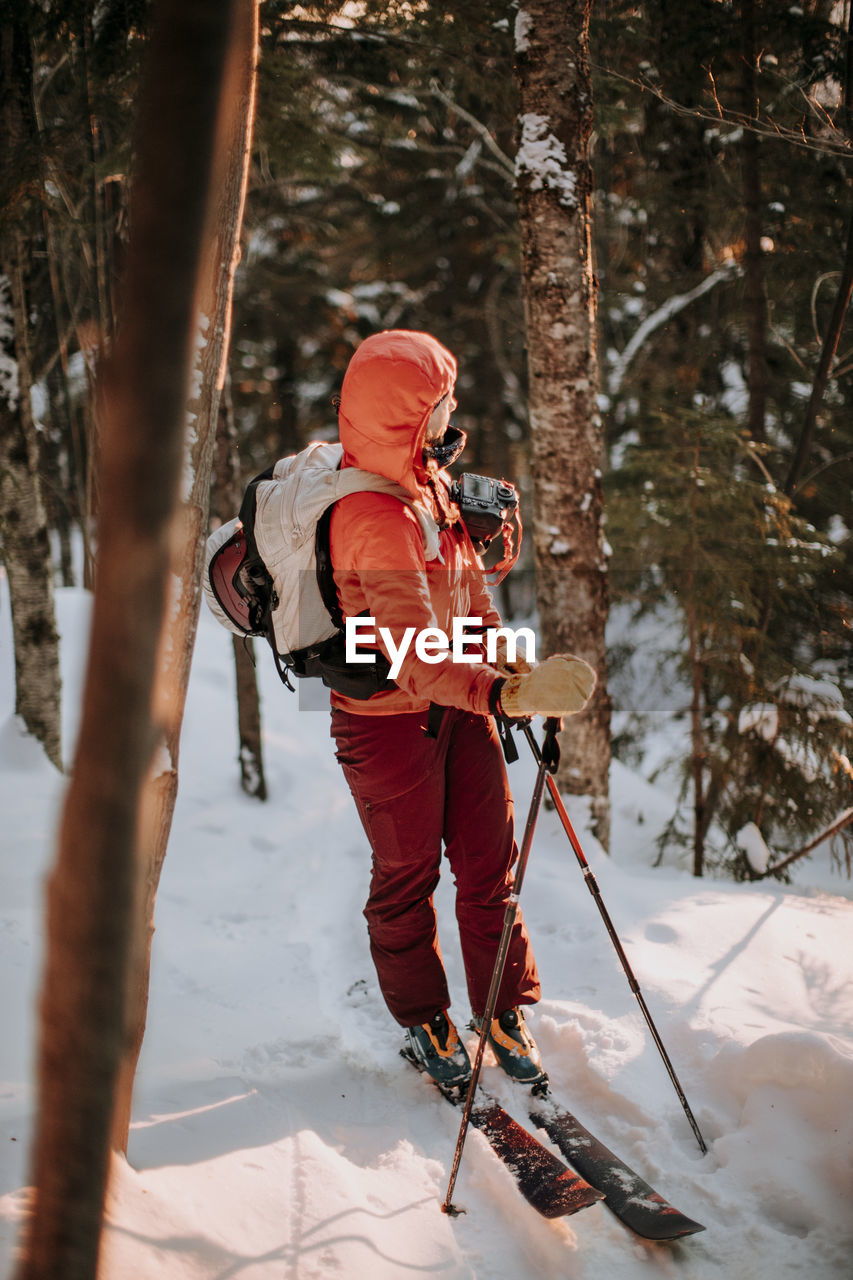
left=1, top=583, right=851, bottom=1278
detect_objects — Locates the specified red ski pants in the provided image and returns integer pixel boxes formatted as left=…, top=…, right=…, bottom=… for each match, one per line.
left=331, top=705, right=541, bottom=1027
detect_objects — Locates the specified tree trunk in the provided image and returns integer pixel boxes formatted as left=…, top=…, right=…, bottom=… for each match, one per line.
left=110, top=0, right=259, bottom=1152
left=741, top=0, right=768, bottom=443
left=0, top=255, right=63, bottom=771
left=15, top=3, right=243, bottom=1276
left=31, top=57, right=94, bottom=585
left=232, top=634, right=267, bottom=796
left=44, top=365, right=76, bottom=587
left=785, top=0, right=853, bottom=496
left=686, top=436, right=705, bottom=877
left=0, top=6, right=63, bottom=770
left=513, top=0, right=611, bottom=848
left=213, top=374, right=268, bottom=800
left=784, top=207, right=853, bottom=495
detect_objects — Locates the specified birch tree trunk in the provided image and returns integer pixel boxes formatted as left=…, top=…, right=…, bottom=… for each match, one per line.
left=513, top=0, right=611, bottom=848
left=110, top=0, right=259, bottom=1151
left=0, top=5, right=63, bottom=770
left=15, top=3, right=243, bottom=1276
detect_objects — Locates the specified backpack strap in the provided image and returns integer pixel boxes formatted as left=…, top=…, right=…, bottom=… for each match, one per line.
left=238, top=465, right=301, bottom=689
left=315, top=502, right=345, bottom=632
left=238, top=465, right=275, bottom=548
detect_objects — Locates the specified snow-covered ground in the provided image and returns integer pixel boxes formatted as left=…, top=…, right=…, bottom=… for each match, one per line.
left=1, top=581, right=851, bottom=1278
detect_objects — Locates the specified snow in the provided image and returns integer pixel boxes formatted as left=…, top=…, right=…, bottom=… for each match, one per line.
left=515, top=114, right=577, bottom=209
left=826, top=515, right=849, bottom=545
left=720, top=359, right=748, bottom=417
left=1, top=577, right=853, bottom=1277
left=735, top=821, right=772, bottom=874
left=782, top=674, right=850, bottom=722
left=0, top=275, right=20, bottom=413
left=739, top=702, right=780, bottom=741
left=514, top=10, right=532, bottom=52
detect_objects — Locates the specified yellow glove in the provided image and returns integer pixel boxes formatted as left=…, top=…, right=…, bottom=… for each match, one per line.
left=500, top=654, right=597, bottom=718
left=490, top=632, right=534, bottom=676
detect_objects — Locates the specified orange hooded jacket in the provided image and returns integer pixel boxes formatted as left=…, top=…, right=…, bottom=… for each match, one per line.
left=329, top=330, right=504, bottom=716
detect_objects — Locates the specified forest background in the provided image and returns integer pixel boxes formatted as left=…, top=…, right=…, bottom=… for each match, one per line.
left=2, top=0, right=850, bottom=871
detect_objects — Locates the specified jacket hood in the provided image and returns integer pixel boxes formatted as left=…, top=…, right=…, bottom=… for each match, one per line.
left=337, top=330, right=457, bottom=498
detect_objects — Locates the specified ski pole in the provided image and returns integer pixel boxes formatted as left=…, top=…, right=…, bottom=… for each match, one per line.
left=522, top=722, right=708, bottom=1155
left=441, top=717, right=561, bottom=1215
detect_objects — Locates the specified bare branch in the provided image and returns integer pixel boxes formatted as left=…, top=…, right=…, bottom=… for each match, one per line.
left=811, top=271, right=841, bottom=346
left=743, top=440, right=778, bottom=488
left=786, top=209, right=853, bottom=494
left=798, top=449, right=853, bottom=489
left=592, top=60, right=853, bottom=162
left=759, top=808, right=853, bottom=879
left=429, top=80, right=516, bottom=180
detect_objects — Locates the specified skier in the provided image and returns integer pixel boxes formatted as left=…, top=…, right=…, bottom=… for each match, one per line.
left=328, top=329, right=596, bottom=1088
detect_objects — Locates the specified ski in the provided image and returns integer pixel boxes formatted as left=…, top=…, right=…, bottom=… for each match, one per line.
left=402, top=1049, right=604, bottom=1220
left=527, top=1091, right=706, bottom=1240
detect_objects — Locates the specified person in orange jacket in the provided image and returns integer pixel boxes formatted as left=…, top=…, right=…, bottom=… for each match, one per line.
left=329, top=329, right=595, bottom=1087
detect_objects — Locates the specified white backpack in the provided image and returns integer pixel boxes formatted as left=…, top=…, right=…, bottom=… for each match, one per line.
left=203, top=441, right=440, bottom=695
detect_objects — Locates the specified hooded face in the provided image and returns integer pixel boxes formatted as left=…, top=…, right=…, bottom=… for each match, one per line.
left=425, top=391, right=457, bottom=443
left=337, top=330, right=457, bottom=497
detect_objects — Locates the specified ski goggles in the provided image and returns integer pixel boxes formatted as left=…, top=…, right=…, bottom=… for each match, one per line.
left=423, top=423, right=467, bottom=468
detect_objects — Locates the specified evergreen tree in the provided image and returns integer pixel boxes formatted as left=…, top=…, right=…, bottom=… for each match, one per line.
left=233, top=2, right=526, bottom=487
left=607, top=410, right=849, bottom=873
left=595, top=0, right=852, bottom=869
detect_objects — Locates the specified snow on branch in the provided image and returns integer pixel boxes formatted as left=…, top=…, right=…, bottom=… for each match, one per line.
left=607, top=262, right=741, bottom=397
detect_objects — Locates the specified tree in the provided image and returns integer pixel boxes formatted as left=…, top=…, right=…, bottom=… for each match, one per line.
left=13, top=2, right=148, bottom=591
left=594, top=0, right=851, bottom=869
left=740, top=0, right=769, bottom=444
left=784, top=0, right=853, bottom=501
left=212, top=374, right=268, bottom=801
left=233, top=4, right=527, bottom=484
left=513, top=0, right=611, bottom=847
left=110, top=0, right=259, bottom=1151
left=0, top=2, right=63, bottom=770
left=607, top=411, right=847, bottom=876
left=16, top=1, right=246, bottom=1274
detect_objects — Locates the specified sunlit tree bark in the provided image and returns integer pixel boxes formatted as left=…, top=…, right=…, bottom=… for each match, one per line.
left=16, top=1, right=243, bottom=1275
left=110, top=0, right=259, bottom=1152
left=513, top=0, right=611, bottom=848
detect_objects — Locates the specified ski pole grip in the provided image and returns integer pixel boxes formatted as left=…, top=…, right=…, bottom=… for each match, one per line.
left=542, top=717, right=561, bottom=772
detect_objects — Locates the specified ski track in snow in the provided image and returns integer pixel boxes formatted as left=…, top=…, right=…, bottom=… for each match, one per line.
left=1, top=582, right=852, bottom=1278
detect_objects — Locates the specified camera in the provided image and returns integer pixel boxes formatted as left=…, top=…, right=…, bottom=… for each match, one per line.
left=449, top=472, right=519, bottom=550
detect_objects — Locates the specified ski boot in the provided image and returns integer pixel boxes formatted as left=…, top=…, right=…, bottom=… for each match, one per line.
left=474, top=1007, right=548, bottom=1089
left=404, top=1011, right=472, bottom=1088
